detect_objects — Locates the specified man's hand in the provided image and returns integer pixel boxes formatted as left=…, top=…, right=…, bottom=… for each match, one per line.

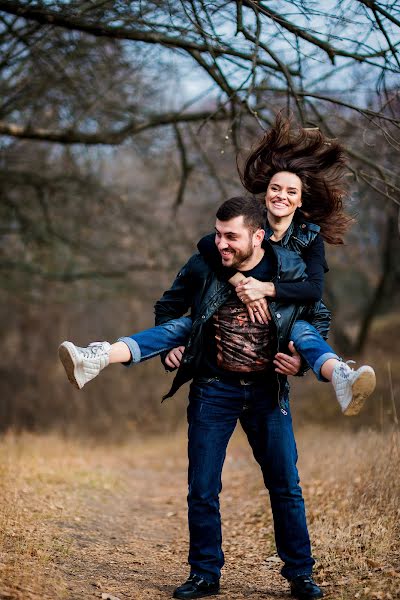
left=165, top=346, right=185, bottom=369
left=246, top=298, right=271, bottom=323
left=273, top=341, right=301, bottom=375
left=236, top=277, right=276, bottom=302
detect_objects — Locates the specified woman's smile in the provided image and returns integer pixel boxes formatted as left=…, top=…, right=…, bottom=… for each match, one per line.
left=265, top=171, right=302, bottom=220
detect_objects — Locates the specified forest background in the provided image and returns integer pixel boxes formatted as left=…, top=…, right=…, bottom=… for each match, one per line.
left=1, top=0, right=399, bottom=436
left=0, top=2, right=400, bottom=600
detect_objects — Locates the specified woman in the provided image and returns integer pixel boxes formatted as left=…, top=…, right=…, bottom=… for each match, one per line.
left=59, top=115, right=376, bottom=415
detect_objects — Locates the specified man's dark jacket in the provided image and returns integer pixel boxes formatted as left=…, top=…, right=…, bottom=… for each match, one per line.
left=154, top=220, right=331, bottom=403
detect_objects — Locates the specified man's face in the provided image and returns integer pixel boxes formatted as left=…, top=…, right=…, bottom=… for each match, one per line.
left=215, top=216, right=260, bottom=269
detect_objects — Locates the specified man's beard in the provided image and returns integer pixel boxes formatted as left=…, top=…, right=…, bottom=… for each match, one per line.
left=221, top=241, right=254, bottom=269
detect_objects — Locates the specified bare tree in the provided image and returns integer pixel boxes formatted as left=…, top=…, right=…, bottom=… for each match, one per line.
left=0, top=2, right=398, bottom=157
left=1, top=1, right=400, bottom=433
left=0, top=0, right=399, bottom=342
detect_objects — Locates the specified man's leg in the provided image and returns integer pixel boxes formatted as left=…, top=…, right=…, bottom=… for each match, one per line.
left=59, top=317, right=192, bottom=389
left=185, top=379, right=240, bottom=583
left=239, top=383, right=315, bottom=581
left=290, top=320, right=375, bottom=415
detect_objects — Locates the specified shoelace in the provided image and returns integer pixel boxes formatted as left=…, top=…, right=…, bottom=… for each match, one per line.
left=338, top=360, right=356, bottom=379
left=295, top=576, right=315, bottom=584
left=188, top=574, right=208, bottom=586
left=81, top=343, right=106, bottom=359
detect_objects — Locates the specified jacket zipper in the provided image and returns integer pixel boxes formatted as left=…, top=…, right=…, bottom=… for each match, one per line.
left=266, top=245, right=288, bottom=415
left=269, top=303, right=287, bottom=415
left=290, top=235, right=307, bottom=247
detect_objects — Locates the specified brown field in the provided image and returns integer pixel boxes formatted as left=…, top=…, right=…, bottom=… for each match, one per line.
left=0, top=423, right=399, bottom=600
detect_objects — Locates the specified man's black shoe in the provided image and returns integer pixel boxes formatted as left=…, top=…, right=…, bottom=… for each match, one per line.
left=290, top=575, right=323, bottom=599
left=173, top=574, right=220, bottom=599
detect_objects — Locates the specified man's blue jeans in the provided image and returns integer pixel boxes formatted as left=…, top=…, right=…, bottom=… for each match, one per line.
left=118, top=317, right=338, bottom=380
left=186, top=377, right=315, bottom=582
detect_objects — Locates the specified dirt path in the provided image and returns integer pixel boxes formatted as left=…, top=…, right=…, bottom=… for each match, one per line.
left=57, top=430, right=287, bottom=600
left=1, top=427, right=399, bottom=600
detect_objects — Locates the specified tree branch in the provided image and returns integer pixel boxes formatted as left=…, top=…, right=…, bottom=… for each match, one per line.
left=353, top=203, right=399, bottom=353
left=173, top=123, right=193, bottom=211
left=0, top=109, right=229, bottom=144
left=0, top=260, right=165, bottom=281
left=357, top=0, right=400, bottom=29
left=254, top=89, right=400, bottom=125
left=241, top=0, right=398, bottom=62
left=0, top=0, right=288, bottom=73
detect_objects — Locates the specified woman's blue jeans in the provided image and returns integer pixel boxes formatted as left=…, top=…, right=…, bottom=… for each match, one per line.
left=118, top=316, right=193, bottom=364
left=290, top=320, right=339, bottom=381
left=186, top=377, right=315, bottom=581
left=118, top=317, right=338, bottom=380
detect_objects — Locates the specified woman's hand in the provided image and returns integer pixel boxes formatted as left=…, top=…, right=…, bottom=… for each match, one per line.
left=165, top=346, right=185, bottom=369
left=236, top=277, right=276, bottom=303
left=273, top=341, right=301, bottom=375
left=246, top=299, right=271, bottom=324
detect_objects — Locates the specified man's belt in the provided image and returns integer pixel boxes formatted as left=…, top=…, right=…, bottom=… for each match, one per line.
left=239, top=378, right=255, bottom=386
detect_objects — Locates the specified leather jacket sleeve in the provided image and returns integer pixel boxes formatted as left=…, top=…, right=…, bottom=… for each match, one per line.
left=295, top=300, right=332, bottom=377
left=154, top=255, right=197, bottom=370
left=308, top=300, right=331, bottom=341
left=274, top=235, right=328, bottom=302
left=154, top=255, right=198, bottom=326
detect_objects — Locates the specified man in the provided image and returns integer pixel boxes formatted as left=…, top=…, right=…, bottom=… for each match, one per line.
left=154, top=196, right=327, bottom=599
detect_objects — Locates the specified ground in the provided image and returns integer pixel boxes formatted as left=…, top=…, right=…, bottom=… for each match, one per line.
left=0, top=425, right=399, bottom=600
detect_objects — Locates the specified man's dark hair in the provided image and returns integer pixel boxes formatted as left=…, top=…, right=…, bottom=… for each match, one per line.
left=216, top=196, right=266, bottom=232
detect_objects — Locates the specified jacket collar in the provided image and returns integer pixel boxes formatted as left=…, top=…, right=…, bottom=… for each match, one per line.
left=263, top=220, right=295, bottom=247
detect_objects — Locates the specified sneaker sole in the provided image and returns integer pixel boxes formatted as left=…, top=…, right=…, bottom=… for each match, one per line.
left=58, top=342, right=84, bottom=390
left=343, top=367, right=376, bottom=416
left=173, top=590, right=219, bottom=599
left=291, top=590, right=323, bottom=599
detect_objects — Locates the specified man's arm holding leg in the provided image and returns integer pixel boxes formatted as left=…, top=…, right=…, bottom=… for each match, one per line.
left=154, top=255, right=198, bottom=326
left=154, top=254, right=200, bottom=370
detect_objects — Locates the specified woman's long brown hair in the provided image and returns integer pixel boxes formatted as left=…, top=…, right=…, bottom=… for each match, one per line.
left=239, top=113, right=353, bottom=244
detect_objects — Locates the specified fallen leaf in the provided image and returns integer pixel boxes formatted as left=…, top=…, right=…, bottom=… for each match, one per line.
left=385, top=569, right=400, bottom=578
left=91, top=581, right=102, bottom=589
left=264, top=555, right=281, bottom=563
left=101, top=593, right=121, bottom=600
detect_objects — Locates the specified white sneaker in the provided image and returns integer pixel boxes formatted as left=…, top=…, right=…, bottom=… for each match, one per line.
left=332, top=361, right=376, bottom=416
left=58, top=341, right=111, bottom=389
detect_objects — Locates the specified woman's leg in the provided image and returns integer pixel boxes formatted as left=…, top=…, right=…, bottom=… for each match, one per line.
left=290, top=320, right=376, bottom=416
left=117, top=316, right=192, bottom=365
left=58, top=316, right=192, bottom=390
left=290, top=320, right=339, bottom=382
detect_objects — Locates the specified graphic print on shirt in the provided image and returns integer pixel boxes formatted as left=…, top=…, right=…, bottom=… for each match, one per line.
left=213, top=295, right=276, bottom=372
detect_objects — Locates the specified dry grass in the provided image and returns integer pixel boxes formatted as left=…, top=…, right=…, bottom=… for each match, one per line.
left=0, top=434, right=123, bottom=599
left=296, top=427, right=400, bottom=599
left=0, top=426, right=398, bottom=599
left=290, top=311, right=400, bottom=431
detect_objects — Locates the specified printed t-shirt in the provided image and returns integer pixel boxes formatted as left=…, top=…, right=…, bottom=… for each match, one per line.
left=198, top=252, right=277, bottom=380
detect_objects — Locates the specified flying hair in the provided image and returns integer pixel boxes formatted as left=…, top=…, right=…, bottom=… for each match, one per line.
left=238, top=113, right=353, bottom=244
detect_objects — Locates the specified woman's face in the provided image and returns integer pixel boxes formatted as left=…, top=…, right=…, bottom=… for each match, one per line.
left=265, top=171, right=302, bottom=220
